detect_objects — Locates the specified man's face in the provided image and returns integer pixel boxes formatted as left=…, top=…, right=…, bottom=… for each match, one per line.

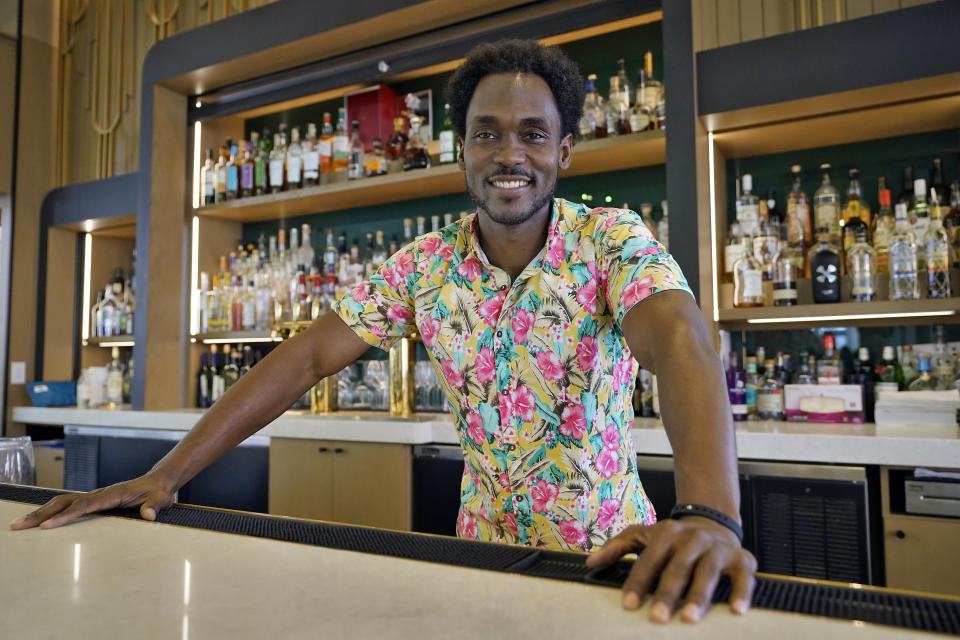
left=460, top=72, right=572, bottom=227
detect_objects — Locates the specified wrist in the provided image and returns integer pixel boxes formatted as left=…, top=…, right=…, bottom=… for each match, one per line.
left=670, top=503, right=744, bottom=544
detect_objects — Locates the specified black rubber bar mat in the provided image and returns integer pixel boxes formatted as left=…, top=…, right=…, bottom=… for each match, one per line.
left=4, top=483, right=958, bottom=636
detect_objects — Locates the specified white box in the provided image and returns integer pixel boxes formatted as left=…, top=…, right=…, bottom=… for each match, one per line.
left=784, top=384, right=864, bottom=424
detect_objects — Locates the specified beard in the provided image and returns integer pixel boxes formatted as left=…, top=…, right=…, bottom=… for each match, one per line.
left=466, top=175, right=557, bottom=227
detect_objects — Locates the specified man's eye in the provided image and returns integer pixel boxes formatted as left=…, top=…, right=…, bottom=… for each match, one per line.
left=473, top=131, right=495, bottom=139
left=524, top=131, right=547, bottom=141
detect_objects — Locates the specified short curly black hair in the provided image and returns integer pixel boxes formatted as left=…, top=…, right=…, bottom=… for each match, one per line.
left=445, top=39, right=585, bottom=141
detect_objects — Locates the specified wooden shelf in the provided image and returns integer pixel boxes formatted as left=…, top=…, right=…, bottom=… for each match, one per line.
left=84, top=336, right=135, bottom=347
left=707, top=73, right=960, bottom=159
left=718, top=298, right=960, bottom=331
left=194, top=130, right=666, bottom=223
left=193, top=331, right=281, bottom=344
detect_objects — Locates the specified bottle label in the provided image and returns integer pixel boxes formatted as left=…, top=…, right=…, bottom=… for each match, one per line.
left=742, top=269, right=762, bottom=298
left=786, top=200, right=810, bottom=244
left=226, top=167, right=238, bottom=192
left=241, top=164, right=254, bottom=190
left=303, top=150, right=320, bottom=178
left=107, top=373, right=123, bottom=403
left=439, top=130, right=455, bottom=163
left=731, top=403, right=747, bottom=416
left=815, top=202, right=839, bottom=231
left=318, top=140, right=333, bottom=164
left=286, top=156, right=302, bottom=183
left=745, top=386, right=757, bottom=408
left=757, top=391, right=782, bottom=412
left=333, top=136, right=350, bottom=159
left=254, top=161, right=266, bottom=188
left=772, top=287, right=797, bottom=301
left=269, top=160, right=284, bottom=187
left=875, top=382, right=899, bottom=394
left=725, top=242, right=743, bottom=273
left=737, top=205, right=759, bottom=234
left=348, top=154, right=364, bottom=179
left=629, top=111, right=650, bottom=133
left=753, top=236, right=779, bottom=265
left=203, top=174, right=214, bottom=197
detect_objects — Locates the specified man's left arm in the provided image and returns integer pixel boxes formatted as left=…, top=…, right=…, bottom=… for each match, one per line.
left=586, top=289, right=756, bottom=622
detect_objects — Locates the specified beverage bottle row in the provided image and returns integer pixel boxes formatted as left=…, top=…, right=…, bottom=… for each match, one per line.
left=91, top=265, right=135, bottom=338
left=77, top=347, right=133, bottom=407
left=196, top=344, right=263, bottom=408
left=199, top=215, right=464, bottom=334
left=729, top=159, right=960, bottom=307
left=579, top=51, right=666, bottom=140
left=725, top=328, right=960, bottom=423
left=200, top=102, right=459, bottom=205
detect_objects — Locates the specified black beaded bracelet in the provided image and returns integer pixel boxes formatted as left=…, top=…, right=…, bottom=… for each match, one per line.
left=670, top=503, right=744, bottom=544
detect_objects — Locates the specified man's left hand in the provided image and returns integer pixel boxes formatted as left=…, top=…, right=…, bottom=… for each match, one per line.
left=585, top=517, right=757, bottom=623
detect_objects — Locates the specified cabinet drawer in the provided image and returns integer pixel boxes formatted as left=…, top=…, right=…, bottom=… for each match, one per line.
left=884, top=513, right=960, bottom=597
left=268, top=438, right=335, bottom=520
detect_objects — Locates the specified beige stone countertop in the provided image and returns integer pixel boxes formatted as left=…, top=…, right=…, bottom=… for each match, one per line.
left=0, top=498, right=942, bottom=639
left=13, top=406, right=960, bottom=468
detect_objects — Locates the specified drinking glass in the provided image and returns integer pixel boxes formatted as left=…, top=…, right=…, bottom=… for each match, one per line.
left=0, top=436, right=36, bottom=485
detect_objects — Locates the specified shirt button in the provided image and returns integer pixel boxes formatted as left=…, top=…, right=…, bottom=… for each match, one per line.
left=499, top=284, right=507, bottom=291
left=496, top=330, right=502, bottom=338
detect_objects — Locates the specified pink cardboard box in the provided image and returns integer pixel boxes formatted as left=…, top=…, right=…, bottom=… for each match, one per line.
left=784, top=384, right=865, bottom=423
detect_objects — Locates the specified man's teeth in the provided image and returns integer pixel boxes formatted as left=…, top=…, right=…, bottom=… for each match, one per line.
left=492, top=180, right=529, bottom=188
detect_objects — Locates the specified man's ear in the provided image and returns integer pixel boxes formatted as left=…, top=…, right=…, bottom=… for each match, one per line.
left=558, top=133, right=573, bottom=170
left=457, top=136, right=465, bottom=170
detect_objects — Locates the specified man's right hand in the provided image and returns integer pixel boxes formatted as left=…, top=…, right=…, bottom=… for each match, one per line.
left=9, top=472, right=177, bottom=530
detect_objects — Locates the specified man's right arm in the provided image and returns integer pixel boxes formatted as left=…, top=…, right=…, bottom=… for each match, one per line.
left=10, top=311, right=371, bottom=530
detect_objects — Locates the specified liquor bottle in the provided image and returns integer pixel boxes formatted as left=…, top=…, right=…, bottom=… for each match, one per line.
left=846, top=229, right=877, bottom=302
left=103, top=346, right=124, bottom=405
left=364, top=137, right=388, bottom=177
left=268, top=133, right=285, bottom=193
left=430, top=215, right=441, bottom=233
left=332, top=107, right=350, bottom=173
left=930, top=158, right=947, bottom=201
left=816, top=334, right=842, bottom=384
left=845, top=347, right=876, bottom=422
left=225, top=141, right=239, bottom=200
left=201, top=149, right=215, bottom=205
left=943, top=180, right=960, bottom=268
left=579, top=74, right=607, bottom=140
left=286, top=126, right=304, bottom=190
left=744, top=357, right=760, bottom=418
left=813, top=163, right=841, bottom=253
left=657, top=200, right=670, bottom=252
left=605, top=75, right=629, bottom=136
left=872, top=187, right=895, bottom=274
left=616, top=58, right=632, bottom=108
left=907, top=359, right=936, bottom=391
left=223, top=346, right=240, bottom=390
left=416, top=216, right=427, bottom=236
left=347, top=119, right=365, bottom=180
left=240, top=143, right=255, bottom=198
left=733, top=235, right=764, bottom=307
left=371, top=230, right=388, bottom=270
left=736, top=174, right=760, bottom=236
left=900, top=345, right=919, bottom=388
left=241, top=346, right=254, bottom=377
left=643, top=51, right=663, bottom=117
left=100, top=285, right=118, bottom=336
left=755, top=346, right=766, bottom=376
left=889, top=203, right=920, bottom=300
left=932, top=326, right=954, bottom=388
left=252, top=131, right=267, bottom=196
left=795, top=352, right=816, bottom=384
left=444, top=212, right=455, bottom=226
left=752, top=204, right=779, bottom=280
left=210, top=346, right=225, bottom=403
left=197, top=352, right=212, bottom=408
left=875, top=346, right=903, bottom=394
left=897, top=165, right=915, bottom=209
left=439, top=103, right=456, bottom=164
left=299, top=223, right=315, bottom=271
left=808, top=227, right=841, bottom=303
left=386, top=117, right=408, bottom=170
left=628, top=65, right=653, bottom=133
left=322, top=228, right=338, bottom=275
left=318, top=112, right=334, bottom=174
left=214, top=144, right=228, bottom=202
left=924, top=194, right=951, bottom=298
left=302, top=123, right=320, bottom=187
left=403, top=112, right=431, bottom=171
left=757, top=358, right=784, bottom=421
left=724, top=222, right=743, bottom=283
left=909, top=178, right=930, bottom=242
left=773, top=251, right=798, bottom=306
left=310, top=269, right=325, bottom=320
left=842, top=168, right=869, bottom=255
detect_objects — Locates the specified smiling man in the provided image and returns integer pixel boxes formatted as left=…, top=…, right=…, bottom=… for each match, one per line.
left=12, top=39, right=754, bottom=623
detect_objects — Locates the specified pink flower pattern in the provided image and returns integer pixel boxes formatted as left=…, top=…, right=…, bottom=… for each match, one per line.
left=334, top=199, right=688, bottom=551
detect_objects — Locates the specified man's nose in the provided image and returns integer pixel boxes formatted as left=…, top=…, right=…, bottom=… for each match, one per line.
left=493, top=134, right=526, bottom=167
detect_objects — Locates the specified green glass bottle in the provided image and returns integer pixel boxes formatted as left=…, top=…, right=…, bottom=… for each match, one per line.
left=875, top=346, right=904, bottom=393
left=907, top=359, right=936, bottom=391
left=439, top=103, right=456, bottom=164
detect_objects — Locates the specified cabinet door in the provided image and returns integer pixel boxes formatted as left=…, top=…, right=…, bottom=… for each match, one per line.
left=332, top=443, right=412, bottom=531
left=884, top=514, right=960, bottom=597
left=268, top=438, right=335, bottom=520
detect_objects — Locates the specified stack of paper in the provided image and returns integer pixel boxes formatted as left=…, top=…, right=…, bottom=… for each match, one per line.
left=875, top=389, right=960, bottom=427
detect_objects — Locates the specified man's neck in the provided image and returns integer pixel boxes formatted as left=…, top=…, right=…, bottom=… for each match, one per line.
left=475, top=202, right=553, bottom=281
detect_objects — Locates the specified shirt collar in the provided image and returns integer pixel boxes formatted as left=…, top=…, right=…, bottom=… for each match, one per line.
left=464, top=198, right=567, bottom=269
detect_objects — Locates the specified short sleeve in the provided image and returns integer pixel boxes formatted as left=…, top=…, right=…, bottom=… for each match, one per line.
left=595, top=209, right=693, bottom=327
left=332, top=242, right=418, bottom=351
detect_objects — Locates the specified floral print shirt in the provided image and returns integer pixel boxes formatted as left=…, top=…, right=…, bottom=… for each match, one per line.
left=333, top=198, right=692, bottom=551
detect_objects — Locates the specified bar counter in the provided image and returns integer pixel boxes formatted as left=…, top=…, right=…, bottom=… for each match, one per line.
left=13, top=406, right=960, bottom=468
left=2, top=495, right=952, bottom=639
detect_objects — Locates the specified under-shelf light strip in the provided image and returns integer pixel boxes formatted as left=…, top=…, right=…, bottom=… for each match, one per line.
left=190, top=215, right=200, bottom=336
left=95, top=341, right=136, bottom=347
left=708, top=131, right=719, bottom=323
left=192, top=122, right=201, bottom=210
left=81, top=233, right=92, bottom=341
left=746, top=310, right=956, bottom=324
left=200, top=337, right=281, bottom=344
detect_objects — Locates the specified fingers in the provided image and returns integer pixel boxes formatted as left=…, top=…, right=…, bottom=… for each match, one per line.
left=728, top=551, right=757, bottom=615
left=678, top=551, right=724, bottom=623
left=619, top=522, right=677, bottom=611
left=140, top=490, right=174, bottom=521
left=648, top=526, right=714, bottom=622
left=9, top=494, right=77, bottom=530
left=585, top=525, right=651, bottom=568
left=38, top=488, right=123, bottom=529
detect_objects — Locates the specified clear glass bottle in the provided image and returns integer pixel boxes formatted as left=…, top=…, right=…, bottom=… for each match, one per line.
left=348, top=119, right=365, bottom=180
left=842, top=168, right=870, bottom=257
left=808, top=227, right=841, bottom=303
left=605, top=76, right=629, bottom=136
left=736, top=174, right=760, bottom=237
left=578, top=74, right=607, bottom=140
left=106, top=346, right=124, bottom=405
left=752, top=204, right=779, bottom=281
left=784, top=164, right=811, bottom=274
left=942, top=180, right=960, bottom=268
left=847, top=229, right=877, bottom=302
left=814, top=163, right=842, bottom=255
left=872, top=187, right=895, bottom=275
left=616, top=57, right=632, bottom=108
left=900, top=344, right=919, bottom=388
left=268, top=132, right=285, bottom=194
left=816, top=334, right=842, bottom=384
left=724, top=222, right=743, bottom=283
left=795, top=351, right=816, bottom=384
left=285, top=126, right=303, bottom=190
left=773, top=251, right=798, bottom=306
left=907, top=359, right=936, bottom=391
left=628, top=66, right=654, bottom=133
left=757, top=358, right=784, bottom=420
left=733, top=236, right=764, bottom=307
left=403, top=113, right=431, bottom=171
left=364, top=137, right=388, bottom=177
left=924, top=196, right=951, bottom=299
left=302, top=123, right=320, bottom=187
left=439, top=103, right=456, bottom=164
left=909, top=178, right=930, bottom=245
left=889, top=203, right=920, bottom=301
left=214, top=144, right=228, bottom=202
left=643, top=51, right=662, bottom=116
left=332, top=107, right=350, bottom=173
left=299, top=224, right=315, bottom=272
left=200, top=148, right=215, bottom=205
left=318, top=112, right=334, bottom=174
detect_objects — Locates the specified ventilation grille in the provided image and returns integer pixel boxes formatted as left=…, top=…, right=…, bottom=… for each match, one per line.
left=63, top=434, right=98, bottom=492
left=3, top=483, right=956, bottom=635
